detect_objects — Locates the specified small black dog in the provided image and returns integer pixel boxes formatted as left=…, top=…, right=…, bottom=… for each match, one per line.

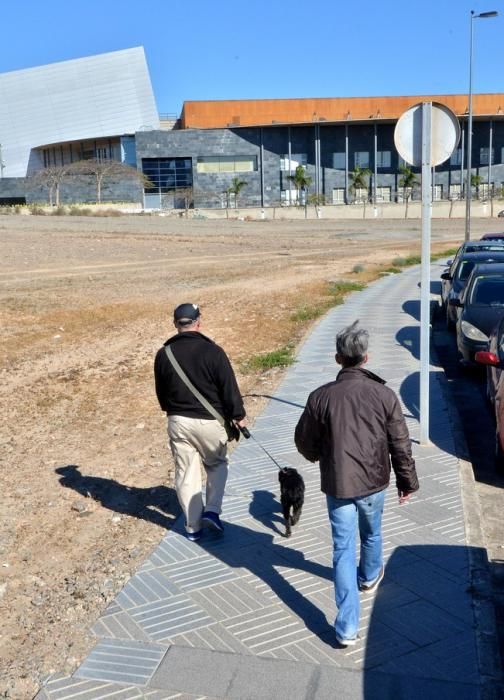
left=278, top=467, right=305, bottom=537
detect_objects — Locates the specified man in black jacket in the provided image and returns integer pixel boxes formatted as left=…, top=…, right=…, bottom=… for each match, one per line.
left=295, top=320, right=418, bottom=647
left=154, top=303, right=246, bottom=541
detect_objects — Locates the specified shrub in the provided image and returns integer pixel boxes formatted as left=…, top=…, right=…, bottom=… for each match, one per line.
left=290, top=306, right=326, bottom=322
left=242, top=345, right=295, bottom=372
left=391, top=255, right=421, bottom=267
left=29, top=205, right=46, bottom=215
left=51, top=206, right=67, bottom=216
left=69, top=206, right=92, bottom=216
left=352, top=264, right=365, bottom=274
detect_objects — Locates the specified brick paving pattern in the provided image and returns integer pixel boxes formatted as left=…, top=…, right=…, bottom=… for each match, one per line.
left=35, top=265, right=491, bottom=699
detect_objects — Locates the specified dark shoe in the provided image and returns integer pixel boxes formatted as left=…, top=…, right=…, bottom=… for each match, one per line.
left=202, top=511, right=224, bottom=533
left=359, top=565, right=384, bottom=592
left=186, top=530, right=202, bottom=542
left=336, top=633, right=360, bottom=647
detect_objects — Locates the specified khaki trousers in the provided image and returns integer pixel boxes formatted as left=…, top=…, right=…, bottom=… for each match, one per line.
left=168, top=415, right=228, bottom=533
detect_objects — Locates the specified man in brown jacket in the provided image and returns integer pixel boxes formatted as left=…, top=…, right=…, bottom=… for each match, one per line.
left=295, top=320, right=419, bottom=647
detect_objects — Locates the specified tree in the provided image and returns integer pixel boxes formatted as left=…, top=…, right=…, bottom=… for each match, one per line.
left=172, top=187, right=194, bottom=217
left=226, top=177, right=248, bottom=208
left=31, top=165, right=70, bottom=206
left=398, top=165, right=418, bottom=219
left=287, top=165, right=312, bottom=216
left=349, top=166, right=371, bottom=218
left=471, top=174, right=483, bottom=201
left=69, top=159, right=149, bottom=204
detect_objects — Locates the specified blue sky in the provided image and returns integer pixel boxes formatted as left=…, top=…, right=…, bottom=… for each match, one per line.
left=2, top=0, right=502, bottom=115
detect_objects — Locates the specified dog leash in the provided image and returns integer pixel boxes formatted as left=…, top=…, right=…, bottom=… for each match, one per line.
left=238, top=426, right=288, bottom=472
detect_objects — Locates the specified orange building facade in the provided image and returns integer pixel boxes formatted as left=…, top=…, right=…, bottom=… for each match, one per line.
left=181, top=94, right=504, bottom=129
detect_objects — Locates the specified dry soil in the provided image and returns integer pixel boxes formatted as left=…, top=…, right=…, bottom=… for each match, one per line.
left=0, top=214, right=494, bottom=698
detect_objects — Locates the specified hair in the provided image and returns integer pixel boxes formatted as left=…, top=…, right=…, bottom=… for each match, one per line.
left=336, top=320, right=369, bottom=366
left=176, top=318, right=199, bottom=330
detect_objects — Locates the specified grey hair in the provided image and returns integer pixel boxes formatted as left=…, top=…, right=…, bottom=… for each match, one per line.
left=336, top=320, right=369, bottom=366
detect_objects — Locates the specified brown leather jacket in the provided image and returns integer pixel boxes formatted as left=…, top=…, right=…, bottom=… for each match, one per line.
left=294, top=367, right=419, bottom=499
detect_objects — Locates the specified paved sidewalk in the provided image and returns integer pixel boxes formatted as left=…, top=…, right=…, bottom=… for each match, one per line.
left=36, top=265, right=500, bottom=699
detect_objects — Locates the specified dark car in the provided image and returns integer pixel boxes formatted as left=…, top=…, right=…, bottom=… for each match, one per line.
left=474, top=314, right=504, bottom=472
left=441, top=250, right=504, bottom=328
left=451, top=263, right=504, bottom=363
left=480, top=232, right=504, bottom=240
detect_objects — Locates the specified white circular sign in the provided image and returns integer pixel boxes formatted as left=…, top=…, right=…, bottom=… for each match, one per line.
left=394, top=102, right=460, bottom=167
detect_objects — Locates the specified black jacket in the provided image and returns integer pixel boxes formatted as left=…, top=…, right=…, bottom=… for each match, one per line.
left=295, top=367, right=418, bottom=499
left=154, top=331, right=245, bottom=421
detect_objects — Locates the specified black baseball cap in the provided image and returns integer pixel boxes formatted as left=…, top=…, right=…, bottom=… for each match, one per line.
left=174, top=303, right=201, bottom=324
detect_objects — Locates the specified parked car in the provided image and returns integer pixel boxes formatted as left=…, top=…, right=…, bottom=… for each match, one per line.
left=451, top=262, right=504, bottom=363
left=480, top=232, right=504, bottom=240
left=474, top=315, right=504, bottom=471
left=447, top=239, right=504, bottom=267
left=441, top=250, right=504, bottom=328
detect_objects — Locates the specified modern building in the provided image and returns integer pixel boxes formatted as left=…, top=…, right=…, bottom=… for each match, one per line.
left=1, top=47, right=504, bottom=209
left=0, top=47, right=159, bottom=204
left=138, top=94, right=504, bottom=209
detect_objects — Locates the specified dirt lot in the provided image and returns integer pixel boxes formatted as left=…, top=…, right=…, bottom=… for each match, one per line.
left=0, top=214, right=497, bottom=698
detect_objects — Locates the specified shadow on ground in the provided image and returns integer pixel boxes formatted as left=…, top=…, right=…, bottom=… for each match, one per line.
left=55, top=465, right=181, bottom=529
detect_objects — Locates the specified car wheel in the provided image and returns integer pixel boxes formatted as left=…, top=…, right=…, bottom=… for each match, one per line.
left=495, top=432, right=504, bottom=473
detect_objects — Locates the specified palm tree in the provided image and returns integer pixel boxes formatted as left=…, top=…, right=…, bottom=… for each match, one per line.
left=227, top=177, right=247, bottom=208
left=349, top=166, right=371, bottom=217
left=287, top=165, right=312, bottom=216
left=471, top=174, right=483, bottom=201
left=398, top=165, right=418, bottom=219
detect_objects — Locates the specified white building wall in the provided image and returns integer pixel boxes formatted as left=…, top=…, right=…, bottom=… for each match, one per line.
left=0, top=47, right=159, bottom=177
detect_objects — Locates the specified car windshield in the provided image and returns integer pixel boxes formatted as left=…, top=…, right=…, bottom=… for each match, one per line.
left=465, top=244, right=504, bottom=252
left=469, top=277, right=504, bottom=305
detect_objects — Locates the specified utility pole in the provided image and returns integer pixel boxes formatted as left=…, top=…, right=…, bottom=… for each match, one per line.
left=0, top=143, right=5, bottom=178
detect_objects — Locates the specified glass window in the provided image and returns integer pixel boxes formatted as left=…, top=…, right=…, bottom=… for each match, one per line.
left=450, top=149, right=463, bottom=166
left=457, top=260, right=476, bottom=281
left=480, top=147, right=494, bottom=165
left=470, top=277, right=504, bottom=305
left=354, top=187, right=368, bottom=202
left=432, top=184, right=443, bottom=201
left=196, top=156, right=257, bottom=173
left=142, top=157, right=193, bottom=193
left=479, top=182, right=494, bottom=199
left=450, top=184, right=462, bottom=200
left=376, top=151, right=391, bottom=168
left=281, top=189, right=299, bottom=203
left=376, top=186, right=391, bottom=202
left=332, top=152, right=345, bottom=170
left=280, top=153, right=307, bottom=171
left=332, top=188, right=345, bottom=204
left=354, top=151, right=369, bottom=168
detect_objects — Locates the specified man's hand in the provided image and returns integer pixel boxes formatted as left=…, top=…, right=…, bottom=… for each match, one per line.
left=398, top=489, right=412, bottom=504
left=236, top=418, right=247, bottom=428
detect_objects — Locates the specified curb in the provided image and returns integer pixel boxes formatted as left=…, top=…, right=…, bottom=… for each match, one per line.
left=431, top=315, right=503, bottom=697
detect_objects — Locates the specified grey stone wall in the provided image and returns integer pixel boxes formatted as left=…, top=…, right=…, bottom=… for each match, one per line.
left=136, top=121, right=504, bottom=209
left=0, top=178, right=26, bottom=202
left=3, top=118, right=504, bottom=210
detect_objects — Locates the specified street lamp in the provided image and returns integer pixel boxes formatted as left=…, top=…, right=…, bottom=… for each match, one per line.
left=465, top=9, right=498, bottom=241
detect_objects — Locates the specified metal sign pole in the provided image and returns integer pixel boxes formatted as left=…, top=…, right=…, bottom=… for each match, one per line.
left=420, top=102, right=432, bottom=445
left=394, top=100, right=459, bottom=448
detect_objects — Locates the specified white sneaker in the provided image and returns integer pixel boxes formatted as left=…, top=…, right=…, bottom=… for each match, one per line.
left=359, top=565, right=384, bottom=592
left=336, top=634, right=360, bottom=647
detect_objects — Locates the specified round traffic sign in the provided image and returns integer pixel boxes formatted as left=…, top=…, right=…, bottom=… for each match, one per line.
left=394, top=102, right=460, bottom=167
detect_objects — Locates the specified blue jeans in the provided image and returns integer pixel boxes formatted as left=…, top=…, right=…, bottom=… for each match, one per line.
left=326, top=489, right=386, bottom=640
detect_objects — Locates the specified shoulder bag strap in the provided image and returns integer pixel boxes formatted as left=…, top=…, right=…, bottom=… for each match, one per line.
left=164, top=346, right=225, bottom=427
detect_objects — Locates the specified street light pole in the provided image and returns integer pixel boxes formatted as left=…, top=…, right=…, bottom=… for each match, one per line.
left=465, top=9, right=498, bottom=242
